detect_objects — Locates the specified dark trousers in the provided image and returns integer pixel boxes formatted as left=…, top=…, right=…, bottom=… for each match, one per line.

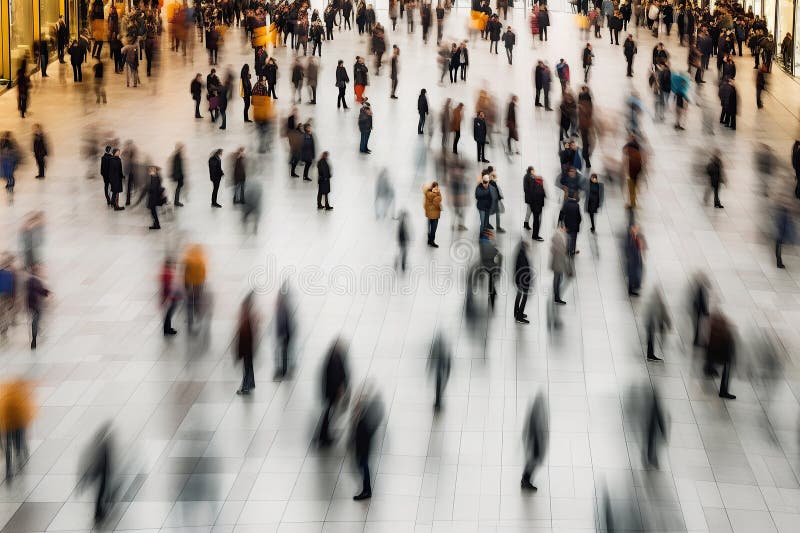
left=112, top=191, right=120, bottom=208
left=72, top=64, right=82, bottom=82
left=427, top=218, right=438, bottom=244
left=626, top=58, right=633, bottom=76
left=506, top=46, right=513, bottom=64
left=302, top=160, right=312, bottom=179
left=277, top=335, right=290, bottom=375
left=233, top=182, right=245, bottom=203
left=540, top=26, right=547, bottom=40
left=449, top=65, right=458, bottom=83
left=164, top=299, right=177, bottom=333
left=610, top=29, right=619, bottom=44
left=532, top=211, right=541, bottom=238
left=452, top=130, right=460, bottom=154
left=360, top=130, right=370, bottom=152
left=243, top=97, right=251, bottom=120
left=92, top=40, right=103, bottom=57
left=40, top=55, right=48, bottom=76
left=460, top=64, right=467, bottom=81
left=311, top=41, right=322, bottom=56
left=719, top=361, right=731, bottom=395
left=490, top=40, right=499, bottom=53
left=567, top=231, right=577, bottom=255
left=589, top=212, right=596, bottom=231
left=35, top=156, right=45, bottom=177
left=391, top=77, right=398, bottom=97
left=174, top=184, right=183, bottom=205
left=756, top=86, right=763, bottom=108
left=553, top=273, right=562, bottom=301
left=5, top=430, right=25, bottom=478
left=712, top=183, right=721, bottom=207
left=337, top=86, right=347, bottom=108
left=646, top=320, right=656, bottom=357
left=219, top=108, right=227, bottom=129
left=194, top=99, right=202, bottom=118
left=267, top=83, right=277, bottom=98
left=418, top=113, right=426, bottom=134
left=357, top=454, right=371, bottom=495
left=514, top=290, right=528, bottom=317
left=476, top=142, right=486, bottom=162
left=317, top=191, right=331, bottom=208
left=319, top=399, right=335, bottom=442
left=241, top=356, right=255, bottom=391
left=211, top=179, right=221, bottom=205
left=30, top=309, right=41, bottom=346
left=125, top=176, right=134, bottom=205
left=104, top=180, right=112, bottom=204
left=149, top=206, right=160, bottom=228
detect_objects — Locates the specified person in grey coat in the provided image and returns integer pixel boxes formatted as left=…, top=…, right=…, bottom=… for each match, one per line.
left=645, top=286, right=671, bottom=361
left=521, top=392, right=549, bottom=491
left=550, top=226, right=571, bottom=304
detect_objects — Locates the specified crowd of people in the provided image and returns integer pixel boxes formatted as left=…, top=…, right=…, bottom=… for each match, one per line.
left=3, top=0, right=800, bottom=526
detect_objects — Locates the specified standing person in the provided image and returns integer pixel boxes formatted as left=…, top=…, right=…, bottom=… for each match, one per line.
left=191, top=73, right=204, bottom=118
left=291, top=58, right=304, bottom=103
left=705, top=150, right=725, bottom=209
left=182, top=244, right=207, bottom=335
left=424, top=181, right=442, bottom=247
left=16, top=62, right=30, bottom=118
left=534, top=61, right=546, bottom=107
left=506, top=95, right=519, bottom=155
left=122, top=39, right=139, bottom=87
left=396, top=210, right=410, bottom=271
left=232, top=147, right=247, bottom=204
left=358, top=102, right=373, bottom=153
left=435, top=2, right=445, bottom=45
left=417, top=88, right=429, bottom=135
left=353, top=56, right=369, bottom=104
left=108, top=149, right=124, bottom=210
left=274, top=284, right=294, bottom=378
left=623, top=135, right=644, bottom=208
left=170, top=144, right=185, bottom=207
left=623, top=34, right=637, bottom=76
left=241, top=64, right=253, bottom=122
left=318, top=338, right=349, bottom=447
left=139, top=166, right=165, bottom=230
left=558, top=191, right=582, bottom=256
left=473, top=111, right=489, bottom=163
left=538, top=6, right=550, bottom=41
left=217, top=81, right=228, bottom=130
left=705, top=312, right=736, bottom=399
left=100, top=146, right=113, bottom=205
left=26, top=265, right=50, bottom=350
left=0, top=133, right=19, bottom=195
left=625, top=223, right=645, bottom=296
left=451, top=102, right=464, bottom=154
left=520, top=393, right=548, bottom=490
left=502, top=25, right=516, bottom=65
left=306, top=57, right=318, bottom=104
left=582, top=43, right=594, bottom=82
left=68, top=40, right=85, bottom=82
left=585, top=173, right=603, bottom=233
left=300, top=124, right=316, bottom=181
left=390, top=45, right=400, bottom=99
left=31, top=125, right=48, bottom=179
left=556, top=58, right=570, bottom=92
left=513, top=240, right=533, bottom=324
left=209, top=148, right=224, bottom=208
left=523, top=167, right=545, bottom=241
left=449, top=43, right=460, bottom=83
left=475, top=174, right=492, bottom=231
left=92, top=58, right=106, bottom=104
left=458, top=41, right=470, bottom=82
left=487, top=170, right=505, bottom=232
left=56, top=15, right=69, bottom=63
left=336, top=59, right=350, bottom=109
left=265, top=57, right=278, bottom=99
left=160, top=257, right=179, bottom=336
left=756, top=64, right=767, bottom=109
left=317, top=151, right=333, bottom=210
left=644, top=287, right=671, bottom=362
left=0, top=379, right=35, bottom=478
left=550, top=225, right=570, bottom=304
left=235, top=293, right=258, bottom=395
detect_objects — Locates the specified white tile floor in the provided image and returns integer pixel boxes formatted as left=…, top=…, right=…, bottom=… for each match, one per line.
left=1, top=4, right=800, bottom=533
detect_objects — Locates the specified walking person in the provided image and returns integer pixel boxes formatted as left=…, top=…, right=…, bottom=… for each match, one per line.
left=513, top=240, right=533, bottom=324
left=108, top=148, right=124, bottom=210
left=306, top=57, right=318, bottom=104
left=502, top=26, right=516, bottom=65
left=265, top=57, right=278, bottom=99
left=520, top=393, right=548, bottom=490
left=232, top=147, right=247, bottom=204
left=623, top=34, right=637, bottom=76
left=582, top=43, right=594, bottom=82
left=474, top=111, right=489, bottom=163
left=318, top=338, right=349, bottom=447
left=235, top=293, right=258, bottom=395
left=241, top=64, right=253, bottom=122
left=390, top=45, right=400, bottom=99
left=506, top=95, right=519, bottom=155
left=317, top=151, right=333, bottom=210
left=523, top=167, right=545, bottom=241
left=358, top=102, right=373, bottom=153
left=644, top=287, right=671, bottom=361
left=274, top=284, right=294, bottom=378
left=550, top=226, right=571, bottom=305
left=170, top=144, right=186, bottom=207
left=353, top=56, right=368, bottom=104
left=705, top=311, right=736, bottom=400
left=137, top=166, right=166, bottom=230
left=705, top=150, right=725, bottom=209
left=209, top=148, right=224, bottom=208
left=191, top=73, right=204, bottom=118
left=26, top=265, right=50, bottom=350
left=476, top=174, right=492, bottom=231
left=160, top=258, right=179, bottom=336
left=585, top=173, right=603, bottom=233
left=424, top=181, right=442, bottom=247
left=16, top=62, right=30, bottom=119
left=625, top=223, right=646, bottom=296
left=558, top=191, right=582, bottom=256
left=68, top=40, right=85, bottom=82
left=352, top=389, right=383, bottom=501
left=300, top=124, right=316, bottom=181
left=428, top=333, right=451, bottom=411
left=451, top=102, right=463, bottom=154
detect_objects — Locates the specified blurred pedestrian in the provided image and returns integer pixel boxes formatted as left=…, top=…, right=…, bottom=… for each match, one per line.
left=625, top=223, right=645, bottom=296
left=428, top=333, right=451, bottom=411
left=0, top=379, right=35, bottom=478
left=645, top=287, right=671, bottom=361
left=521, top=393, right=548, bottom=491
left=79, top=423, right=115, bottom=523
left=558, top=190, right=581, bottom=256
left=274, top=283, right=294, bottom=379
left=352, top=389, right=383, bottom=500
left=209, top=148, right=224, bottom=208
left=317, top=151, right=333, bottom=210
left=235, top=293, right=258, bottom=395
left=514, top=240, right=533, bottom=324
left=585, top=173, right=604, bottom=233
left=318, top=338, right=349, bottom=447
left=160, top=257, right=179, bottom=336
left=550, top=225, right=571, bottom=305
left=170, top=144, right=186, bottom=207
left=643, top=387, right=668, bottom=467
left=182, top=244, right=207, bottom=335
left=26, top=265, right=49, bottom=350
left=232, top=147, right=247, bottom=204
left=32, top=124, right=48, bottom=179
left=423, top=181, right=442, bottom=247
left=705, top=150, right=725, bottom=209
left=705, top=311, right=736, bottom=399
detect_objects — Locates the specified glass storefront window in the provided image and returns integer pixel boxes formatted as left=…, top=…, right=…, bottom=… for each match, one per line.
left=40, top=0, right=60, bottom=61
left=794, top=0, right=799, bottom=74
left=10, top=0, right=34, bottom=77
left=778, top=0, right=794, bottom=71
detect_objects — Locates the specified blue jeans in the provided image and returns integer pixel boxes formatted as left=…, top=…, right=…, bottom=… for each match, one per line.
left=360, top=130, right=371, bottom=152
left=479, top=210, right=489, bottom=233
left=427, top=218, right=438, bottom=244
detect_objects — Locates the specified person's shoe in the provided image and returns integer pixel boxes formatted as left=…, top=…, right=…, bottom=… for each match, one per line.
left=714, top=204, right=724, bottom=209
left=149, top=225, right=161, bottom=230
left=164, top=328, right=178, bottom=336
left=719, top=392, right=736, bottom=400
left=325, top=206, right=334, bottom=210
left=391, top=95, right=398, bottom=99
left=534, top=236, right=544, bottom=241
left=545, top=107, right=553, bottom=111
left=515, top=316, right=530, bottom=324
left=647, top=355, right=663, bottom=362
left=366, top=149, right=372, bottom=154
left=212, top=203, right=223, bottom=208
left=114, top=206, right=125, bottom=211
left=219, top=126, right=226, bottom=130
left=524, top=222, right=531, bottom=230
left=554, top=299, right=566, bottom=305
left=520, top=479, right=537, bottom=491
left=317, top=205, right=325, bottom=209
left=482, top=159, right=490, bottom=163
left=535, top=103, right=543, bottom=108
left=317, top=437, right=333, bottom=448
left=628, top=290, right=640, bottom=297
left=486, top=223, right=494, bottom=229
left=245, top=119, right=253, bottom=122
left=175, top=202, right=184, bottom=207
left=236, top=388, right=250, bottom=395
left=496, top=227, right=506, bottom=233
left=778, top=261, right=786, bottom=269
left=30, top=340, right=36, bottom=350
left=195, top=114, right=203, bottom=118
left=303, top=177, right=312, bottom=181
left=291, top=172, right=300, bottom=177
left=590, top=227, right=595, bottom=233
left=429, top=242, right=439, bottom=248
left=353, top=491, right=372, bottom=501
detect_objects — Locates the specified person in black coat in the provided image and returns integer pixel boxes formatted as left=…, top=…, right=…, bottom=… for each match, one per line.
left=623, top=34, right=637, bottom=76
left=513, top=240, right=533, bottom=323
left=235, top=293, right=257, bottom=394
left=56, top=16, right=69, bottom=63
left=265, top=58, right=278, bottom=99
left=170, top=144, right=185, bottom=207
left=473, top=111, right=488, bottom=163
left=487, top=15, right=502, bottom=53
left=100, top=145, right=113, bottom=204
left=232, top=147, right=247, bottom=204
left=299, top=124, right=316, bottom=180
left=523, top=167, right=546, bottom=241
left=352, top=391, right=384, bottom=501
left=318, top=338, right=349, bottom=447
left=558, top=192, right=581, bottom=255
left=108, top=149, right=125, bottom=210
left=241, top=64, right=253, bottom=122
left=428, top=333, right=451, bottom=411
left=476, top=175, right=492, bottom=230
left=417, top=88, right=429, bottom=135
left=335, top=59, right=350, bottom=109
left=209, top=149, right=224, bottom=207
left=217, top=82, right=228, bottom=130
left=585, top=173, right=604, bottom=232
left=274, top=283, right=294, bottom=378
left=143, top=166, right=165, bottom=229
left=705, top=150, right=724, bottom=208
left=521, top=393, right=548, bottom=491
left=68, top=40, right=84, bottom=82
left=80, top=423, right=115, bottom=524
left=190, top=74, right=203, bottom=118
left=317, top=151, right=332, bottom=210
left=704, top=311, right=736, bottom=399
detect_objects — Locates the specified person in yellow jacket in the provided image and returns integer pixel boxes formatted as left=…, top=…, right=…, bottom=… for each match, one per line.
left=0, top=379, right=35, bottom=479
left=423, top=181, right=443, bottom=247
left=182, top=244, right=207, bottom=334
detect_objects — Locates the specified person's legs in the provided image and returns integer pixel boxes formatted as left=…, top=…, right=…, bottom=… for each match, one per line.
left=149, top=206, right=160, bottom=228
left=164, top=298, right=177, bottom=334
left=553, top=272, right=562, bottom=302
left=533, top=211, right=541, bottom=238
left=36, top=156, right=45, bottom=178
left=30, top=309, right=40, bottom=349
left=524, top=205, right=532, bottom=225
left=319, top=400, right=334, bottom=443
left=175, top=184, right=182, bottom=205
left=719, top=361, right=733, bottom=397
left=453, top=130, right=460, bottom=153
left=303, top=160, right=311, bottom=179
left=777, top=240, right=785, bottom=267
left=212, top=179, right=220, bottom=205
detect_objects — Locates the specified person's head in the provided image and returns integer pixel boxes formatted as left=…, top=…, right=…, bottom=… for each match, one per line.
left=113, top=148, right=121, bottom=156
left=567, top=167, right=577, bottom=177
left=511, top=94, right=517, bottom=103
left=105, top=145, right=112, bottom=154
left=321, top=150, right=329, bottom=160
left=526, top=166, right=534, bottom=175
left=421, top=88, right=427, bottom=95
left=215, top=148, right=223, bottom=157
left=304, top=124, right=312, bottom=133
left=481, top=175, right=490, bottom=187
left=478, top=110, right=485, bottom=118
left=431, top=181, right=439, bottom=190
left=590, top=173, right=598, bottom=182
left=210, top=68, right=216, bottom=75
left=338, top=59, right=344, bottom=66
